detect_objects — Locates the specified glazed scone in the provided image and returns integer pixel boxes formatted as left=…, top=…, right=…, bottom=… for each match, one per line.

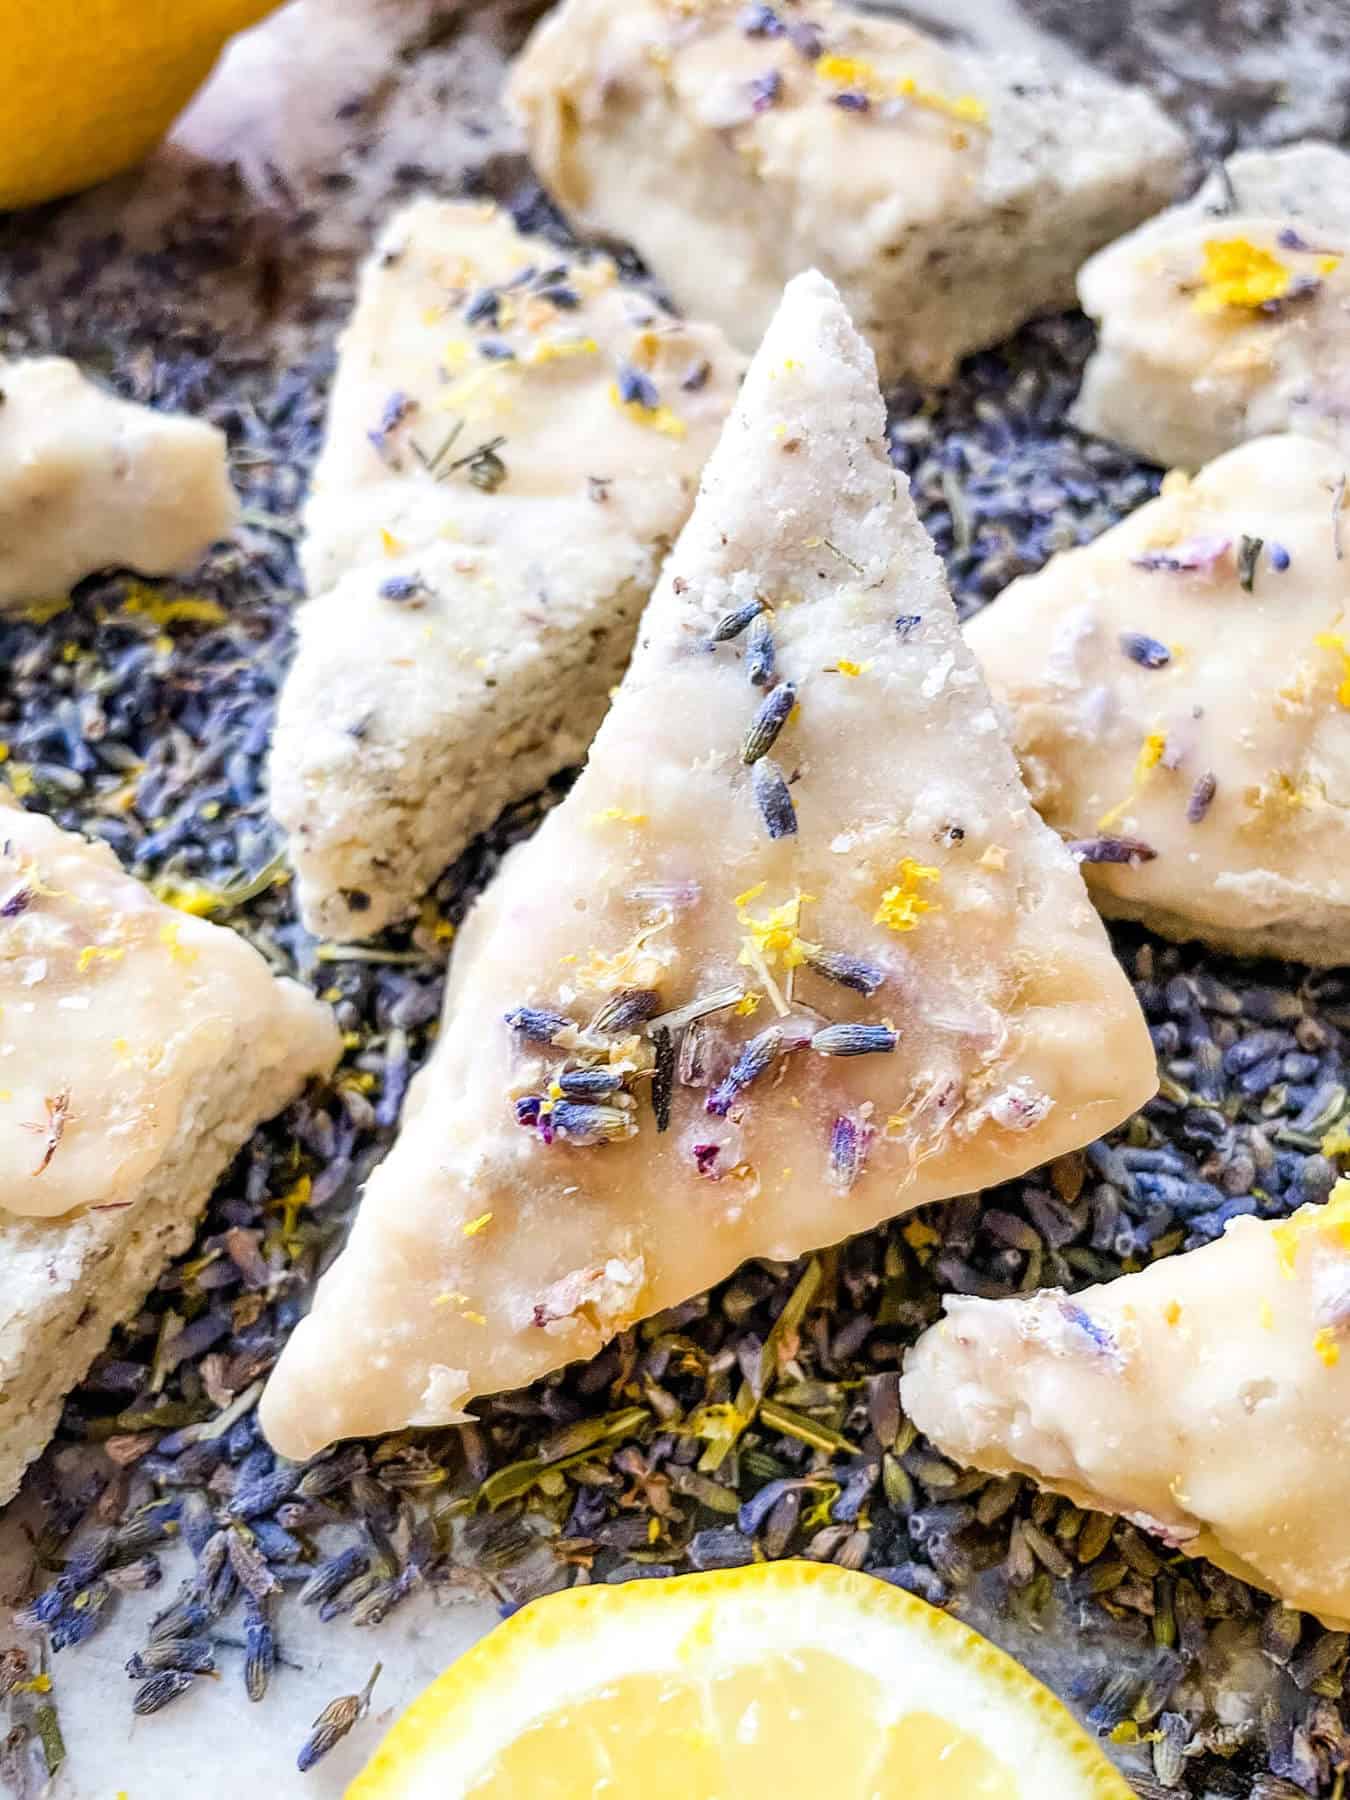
left=966, top=434, right=1350, bottom=965
left=0, top=356, right=238, bottom=608
left=0, top=796, right=339, bottom=1502
left=902, top=1182, right=1350, bottom=1627
left=261, top=271, right=1155, bottom=1460
left=507, top=0, right=1188, bottom=386
left=1074, top=143, right=1350, bottom=468
left=274, top=200, right=741, bottom=939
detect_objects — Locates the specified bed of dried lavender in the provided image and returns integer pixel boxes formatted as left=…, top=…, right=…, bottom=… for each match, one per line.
left=1, top=45, right=1349, bottom=1800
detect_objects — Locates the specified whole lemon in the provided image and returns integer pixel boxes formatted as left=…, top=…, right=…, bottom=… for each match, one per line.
left=0, top=0, right=279, bottom=210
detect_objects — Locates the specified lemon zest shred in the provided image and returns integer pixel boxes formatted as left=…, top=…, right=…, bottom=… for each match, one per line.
left=76, top=943, right=125, bottom=974
left=158, top=920, right=198, bottom=965
left=608, top=385, right=687, bottom=438
left=1314, top=1327, right=1342, bottom=1368
left=1098, top=729, right=1168, bottom=830
left=120, top=584, right=228, bottom=628
left=463, top=1212, right=494, bottom=1238
left=834, top=658, right=873, bottom=677
left=1272, top=1177, right=1350, bottom=1276
left=1315, top=631, right=1350, bottom=708
left=588, top=806, right=648, bottom=827
left=1193, top=237, right=1293, bottom=313
left=874, top=859, right=941, bottom=933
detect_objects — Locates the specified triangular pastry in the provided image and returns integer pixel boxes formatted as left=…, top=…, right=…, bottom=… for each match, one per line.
left=0, top=356, right=237, bottom=608
left=262, top=271, right=1154, bottom=1459
left=0, top=795, right=338, bottom=1500
left=271, top=200, right=741, bottom=939
left=902, top=1185, right=1350, bottom=1626
left=508, top=0, right=1187, bottom=384
left=966, top=433, right=1350, bottom=965
left=1074, top=143, right=1350, bottom=468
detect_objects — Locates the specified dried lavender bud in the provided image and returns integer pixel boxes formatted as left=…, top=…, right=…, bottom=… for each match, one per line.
left=804, top=949, right=885, bottom=996
left=590, top=987, right=661, bottom=1034
left=514, top=1094, right=543, bottom=1126
left=752, top=758, right=797, bottom=839
left=1237, top=533, right=1264, bottom=593
left=746, top=614, right=776, bottom=685
left=1187, top=773, right=1217, bottom=824
left=126, top=1638, right=216, bottom=1679
left=829, top=1115, right=868, bottom=1191
left=504, top=1006, right=570, bottom=1043
left=133, top=1671, right=195, bottom=1715
left=300, top=1547, right=369, bottom=1608
left=243, top=1596, right=274, bottom=1704
left=1067, top=836, right=1158, bottom=864
left=709, top=597, right=766, bottom=644
left=226, top=1528, right=281, bottom=1601
left=296, top=1664, right=382, bottom=1773
left=741, top=682, right=796, bottom=765
left=557, top=1067, right=624, bottom=1100
left=548, top=1102, right=636, bottom=1146
left=652, top=1027, right=674, bottom=1132
left=811, top=1024, right=899, bottom=1057
left=1118, top=631, right=1171, bottom=668
left=706, top=1026, right=803, bottom=1116
left=617, top=362, right=660, bottom=409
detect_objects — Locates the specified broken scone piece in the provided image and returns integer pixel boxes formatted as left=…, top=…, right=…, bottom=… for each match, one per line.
left=902, top=1181, right=1350, bottom=1626
left=273, top=200, right=741, bottom=939
left=1074, top=142, right=1350, bottom=468
left=261, top=271, right=1154, bottom=1460
left=967, top=433, right=1350, bottom=965
left=0, top=796, right=338, bottom=1502
left=508, top=0, right=1187, bottom=385
left=0, top=356, right=238, bottom=608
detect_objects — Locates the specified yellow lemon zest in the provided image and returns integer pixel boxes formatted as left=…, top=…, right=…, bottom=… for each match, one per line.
left=874, top=859, right=940, bottom=933
left=275, top=1174, right=313, bottom=1241
left=1314, top=1327, right=1342, bottom=1368
left=1163, top=1300, right=1182, bottom=1327
left=736, top=890, right=819, bottom=972
left=462, top=1310, right=488, bottom=1327
left=816, top=53, right=877, bottom=88
left=1098, top=729, right=1168, bottom=829
left=120, top=583, right=228, bottom=628
left=1259, top=1298, right=1275, bottom=1330
left=894, top=73, right=988, bottom=124
left=76, top=943, right=125, bottom=975
left=1272, top=1177, right=1350, bottom=1276
left=1193, top=237, right=1293, bottom=313
left=529, top=336, right=599, bottom=365
left=1319, top=254, right=1343, bottom=276
left=734, top=992, right=762, bottom=1017
left=588, top=806, right=648, bottom=827
left=1322, top=1123, right=1350, bottom=1159
left=834, top=658, right=872, bottom=677
left=1315, top=631, right=1350, bottom=707
left=463, top=1212, right=494, bottom=1238
left=158, top=920, right=198, bottom=965
left=380, top=527, right=405, bottom=557
left=608, top=385, right=687, bottom=438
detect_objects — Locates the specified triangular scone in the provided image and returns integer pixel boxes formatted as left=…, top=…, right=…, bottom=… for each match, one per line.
left=508, top=0, right=1187, bottom=386
left=1074, top=143, right=1350, bottom=468
left=966, top=434, right=1350, bottom=966
left=261, top=271, right=1154, bottom=1461
left=0, top=356, right=237, bottom=608
left=902, top=1185, right=1350, bottom=1626
left=0, top=795, right=339, bottom=1501
left=272, top=200, right=742, bottom=939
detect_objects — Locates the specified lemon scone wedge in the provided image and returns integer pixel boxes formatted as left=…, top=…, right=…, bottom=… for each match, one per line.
left=262, top=271, right=1153, bottom=1460
left=349, top=1562, right=1133, bottom=1799
left=903, top=1181, right=1350, bottom=1627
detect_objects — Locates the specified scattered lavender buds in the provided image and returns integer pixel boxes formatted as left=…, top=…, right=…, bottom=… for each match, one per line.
left=505, top=1006, right=571, bottom=1043
left=749, top=70, right=784, bottom=112
left=591, top=987, right=661, bottom=1034
left=652, top=1026, right=675, bottom=1132
left=548, top=1102, right=635, bottom=1146
left=1237, top=533, right=1264, bottom=593
left=1269, top=541, right=1291, bottom=571
left=706, top=1026, right=802, bottom=1116
left=297, top=1664, right=382, bottom=1774
left=1187, top=773, right=1218, bottom=824
left=746, top=614, right=776, bottom=685
left=617, top=362, right=660, bottom=410
left=752, top=758, right=797, bottom=839
left=831, top=90, right=871, bottom=113
left=709, top=597, right=767, bottom=644
left=828, top=1115, right=870, bottom=1190
left=1119, top=631, right=1171, bottom=669
left=1067, top=836, right=1158, bottom=864
left=811, top=1023, right=899, bottom=1057
left=804, top=949, right=886, bottom=996
left=741, top=682, right=796, bottom=764
left=558, top=1067, right=624, bottom=1099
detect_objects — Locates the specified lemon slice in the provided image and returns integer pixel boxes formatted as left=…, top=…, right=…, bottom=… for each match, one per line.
left=348, top=1561, right=1133, bottom=1798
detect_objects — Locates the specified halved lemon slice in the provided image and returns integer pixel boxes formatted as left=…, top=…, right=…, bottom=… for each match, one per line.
left=348, top=1561, right=1133, bottom=1798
